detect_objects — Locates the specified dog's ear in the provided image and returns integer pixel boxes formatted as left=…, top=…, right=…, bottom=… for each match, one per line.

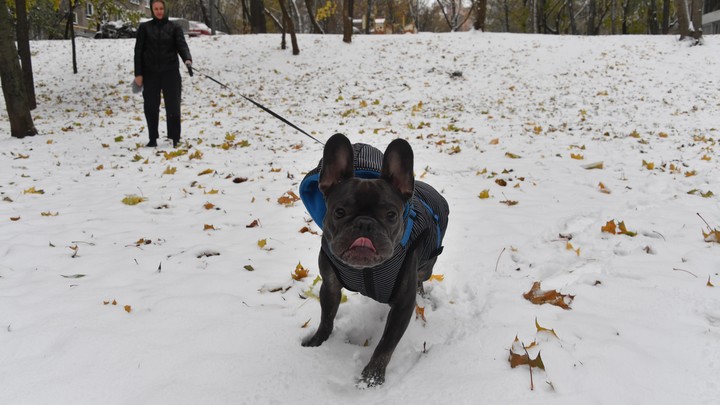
left=319, top=133, right=355, bottom=196
left=381, top=138, right=414, bottom=201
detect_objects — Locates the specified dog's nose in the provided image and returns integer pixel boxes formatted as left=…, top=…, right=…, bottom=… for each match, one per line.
left=353, top=217, right=375, bottom=234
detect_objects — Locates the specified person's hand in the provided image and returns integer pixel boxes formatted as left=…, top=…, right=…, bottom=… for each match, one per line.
left=185, top=60, right=192, bottom=66
left=185, top=60, right=193, bottom=77
left=134, top=76, right=143, bottom=87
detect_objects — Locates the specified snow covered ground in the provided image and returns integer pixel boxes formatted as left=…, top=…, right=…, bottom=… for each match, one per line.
left=1, top=32, right=719, bottom=404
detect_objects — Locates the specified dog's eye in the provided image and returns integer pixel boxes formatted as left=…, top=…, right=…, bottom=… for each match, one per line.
left=334, top=208, right=345, bottom=218
left=387, top=211, right=397, bottom=221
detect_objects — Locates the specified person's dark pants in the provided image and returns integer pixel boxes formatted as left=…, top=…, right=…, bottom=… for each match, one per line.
left=143, top=69, right=182, bottom=142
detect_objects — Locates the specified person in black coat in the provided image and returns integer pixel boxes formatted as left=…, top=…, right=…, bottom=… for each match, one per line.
left=134, top=0, right=192, bottom=148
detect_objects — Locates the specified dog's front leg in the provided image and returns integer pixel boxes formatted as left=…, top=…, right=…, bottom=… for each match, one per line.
left=359, top=255, right=418, bottom=387
left=302, top=250, right=342, bottom=347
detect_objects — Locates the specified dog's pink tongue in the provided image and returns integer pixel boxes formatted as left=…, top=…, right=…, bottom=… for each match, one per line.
left=350, top=237, right=376, bottom=252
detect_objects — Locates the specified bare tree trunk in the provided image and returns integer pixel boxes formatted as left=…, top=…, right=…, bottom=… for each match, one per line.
left=0, top=3, right=37, bottom=138
left=504, top=0, right=510, bottom=31
left=569, top=0, right=578, bottom=34
left=647, top=0, right=660, bottom=34
left=385, top=0, right=395, bottom=32
left=279, top=0, right=300, bottom=54
left=532, top=0, right=537, bottom=33
left=250, top=0, right=267, bottom=33
left=305, top=0, right=325, bottom=33
left=15, top=0, right=36, bottom=110
left=63, top=0, right=78, bottom=73
left=622, top=0, right=631, bottom=34
left=537, top=0, right=545, bottom=33
left=280, top=11, right=286, bottom=49
left=199, top=0, right=210, bottom=27
left=343, top=0, right=354, bottom=43
left=69, top=1, right=78, bottom=74
left=690, top=0, right=703, bottom=41
left=610, top=0, right=617, bottom=34
left=675, top=0, right=690, bottom=39
left=365, top=0, right=372, bottom=34
left=241, top=0, right=252, bottom=33
left=587, top=0, right=597, bottom=35
left=474, top=0, right=487, bottom=31
left=661, top=0, right=670, bottom=33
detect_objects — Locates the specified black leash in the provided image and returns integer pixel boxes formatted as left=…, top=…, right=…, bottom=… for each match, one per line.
left=188, top=66, right=324, bottom=145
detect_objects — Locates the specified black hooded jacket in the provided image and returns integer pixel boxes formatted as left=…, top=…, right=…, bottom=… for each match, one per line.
left=134, top=16, right=191, bottom=76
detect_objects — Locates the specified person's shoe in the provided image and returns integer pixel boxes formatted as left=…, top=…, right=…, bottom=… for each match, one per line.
left=172, top=138, right=179, bottom=148
left=146, top=139, right=157, bottom=147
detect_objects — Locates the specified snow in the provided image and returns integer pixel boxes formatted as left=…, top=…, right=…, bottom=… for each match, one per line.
left=1, top=32, right=719, bottom=404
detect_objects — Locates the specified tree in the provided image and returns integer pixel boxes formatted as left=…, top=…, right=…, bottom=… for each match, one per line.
left=0, top=2, right=38, bottom=138
left=474, top=0, right=487, bottom=31
left=278, top=0, right=300, bottom=53
left=250, top=0, right=268, bottom=32
left=63, top=0, right=78, bottom=73
left=675, top=0, right=704, bottom=42
left=15, top=0, right=37, bottom=110
left=342, top=0, right=353, bottom=42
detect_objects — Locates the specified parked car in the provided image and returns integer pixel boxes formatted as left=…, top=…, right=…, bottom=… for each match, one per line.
left=94, top=21, right=136, bottom=39
left=188, top=21, right=211, bottom=37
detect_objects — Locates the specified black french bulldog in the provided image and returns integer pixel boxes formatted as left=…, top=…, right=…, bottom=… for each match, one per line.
left=301, top=134, right=449, bottom=387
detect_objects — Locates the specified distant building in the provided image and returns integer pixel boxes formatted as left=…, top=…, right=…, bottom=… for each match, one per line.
left=704, top=0, right=720, bottom=34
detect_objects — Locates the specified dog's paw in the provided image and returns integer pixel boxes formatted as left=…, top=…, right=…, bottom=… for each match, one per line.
left=356, top=368, right=385, bottom=388
left=301, top=332, right=328, bottom=347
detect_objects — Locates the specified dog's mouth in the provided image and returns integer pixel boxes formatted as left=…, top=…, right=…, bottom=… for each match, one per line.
left=339, top=237, right=381, bottom=267
left=349, top=237, right=376, bottom=253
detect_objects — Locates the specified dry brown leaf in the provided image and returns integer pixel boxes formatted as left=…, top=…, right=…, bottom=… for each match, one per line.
left=601, top=220, right=617, bottom=234
left=299, top=226, right=318, bottom=235
left=566, top=242, right=580, bottom=256
left=508, top=337, right=545, bottom=370
left=278, top=191, right=301, bottom=206
left=292, top=262, right=309, bottom=281
left=703, top=228, right=720, bottom=243
left=415, top=304, right=427, bottom=322
left=535, top=318, right=559, bottom=338
left=583, top=161, right=604, bottom=170
left=523, top=281, right=574, bottom=310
